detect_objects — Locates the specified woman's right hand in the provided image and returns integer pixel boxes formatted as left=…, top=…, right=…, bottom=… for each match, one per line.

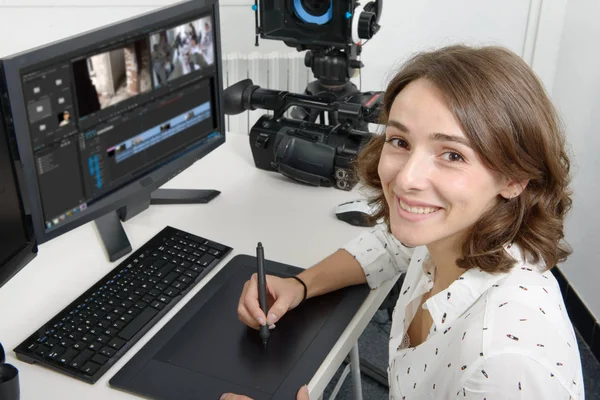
left=237, top=274, right=305, bottom=329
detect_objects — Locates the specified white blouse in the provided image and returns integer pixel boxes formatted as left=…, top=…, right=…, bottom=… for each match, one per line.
left=342, top=224, right=584, bottom=399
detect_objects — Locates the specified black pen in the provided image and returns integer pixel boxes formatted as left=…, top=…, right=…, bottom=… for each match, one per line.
left=256, top=242, right=270, bottom=349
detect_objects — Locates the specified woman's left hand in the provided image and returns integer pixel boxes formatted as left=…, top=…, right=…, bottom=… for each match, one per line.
left=220, top=384, right=309, bottom=400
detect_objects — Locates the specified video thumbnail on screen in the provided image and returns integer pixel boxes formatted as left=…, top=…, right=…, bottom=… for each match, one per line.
left=73, top=38, right=153, bottom=118
left=150, top=16, right=215, bottom=88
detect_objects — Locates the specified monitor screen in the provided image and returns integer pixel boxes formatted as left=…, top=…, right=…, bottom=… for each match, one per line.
left=0, top=0, right=225, bottom=246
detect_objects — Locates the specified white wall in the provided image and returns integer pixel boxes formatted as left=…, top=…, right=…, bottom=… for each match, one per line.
left=551, top=0, right=600, bottom=320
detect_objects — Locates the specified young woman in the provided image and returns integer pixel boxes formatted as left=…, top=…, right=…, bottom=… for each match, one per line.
left=223, top=44, right=583, bottom=399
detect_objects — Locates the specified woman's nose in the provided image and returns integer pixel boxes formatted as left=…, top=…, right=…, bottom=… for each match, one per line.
left=395, top=151, right=432, bottom=191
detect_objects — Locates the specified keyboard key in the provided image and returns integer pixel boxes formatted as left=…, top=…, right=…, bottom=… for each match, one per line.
left=184, top=270, right=198, bottom=279
left=58, top=348, right=79, bottom=365
left=99, top=347, right=115, bottom=358
left=196, top=254, right=215, bottom=267
left=156, top=263, right=176, bottom=278
left=162, top=272, right=179, bottom=285
left=164, top=287, right=180, bottom=298
left=119, top=314, right=134, bottom=323
left=108, top=337, right=126, bottom=350
left=112, top=320, right=127, bottom=330
left=60, top=338, right=75, bottom=348
left=172, top=281, right=185, bottom=290
left=73, top=341, right=87, bottom=351
left=47, top=346, right=66, bottom=360
left=205, top=240, right=227, bottom=252
left=118, top=307, right=159, bottom=341
left=126, top=307, right=141, bottom=317
left=91, top=353, right=109, bottom=366
left=70, top=349, right=94, bottom=369
left=96, top=335, right=110, bottom=344
left=189, top=264, right=204, bottom=273
left=81, top=361, right=101, bottom=376
left=141, top=295, right=153, bottom=304
left=87, top=342, right=100, bottom=351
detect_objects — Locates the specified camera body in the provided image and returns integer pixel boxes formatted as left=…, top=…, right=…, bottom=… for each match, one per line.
left=249, top=115, right=372, bottom=190
left=223, top=78, right=382, bottom=190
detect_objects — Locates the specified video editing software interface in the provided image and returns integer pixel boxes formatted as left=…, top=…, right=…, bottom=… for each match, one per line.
left=21, top=12, right=220, bottom=233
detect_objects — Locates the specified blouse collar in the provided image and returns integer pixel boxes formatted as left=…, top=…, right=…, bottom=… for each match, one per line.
left=424, top=243, right=523, bottom=331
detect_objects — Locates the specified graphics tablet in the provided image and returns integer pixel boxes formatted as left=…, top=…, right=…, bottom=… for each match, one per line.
left=109, top=254, right=370, bottom=399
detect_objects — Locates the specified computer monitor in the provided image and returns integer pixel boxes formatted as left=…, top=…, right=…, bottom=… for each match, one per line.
left=0, top=108, right=37, bottom=288
left=0, top=0, right=226, bottom=262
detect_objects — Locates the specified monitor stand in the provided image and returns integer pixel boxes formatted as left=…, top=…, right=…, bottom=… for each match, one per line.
left=94, top=188, right=220, bottom=262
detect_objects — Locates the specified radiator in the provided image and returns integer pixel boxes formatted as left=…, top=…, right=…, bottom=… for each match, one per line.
left=222, top=51, right=311, bottom=134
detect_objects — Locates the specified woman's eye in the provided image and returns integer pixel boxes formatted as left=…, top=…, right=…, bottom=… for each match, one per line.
left=441, top=151, right=465, bottom=162
left=385, top=137, right=409, bottom=148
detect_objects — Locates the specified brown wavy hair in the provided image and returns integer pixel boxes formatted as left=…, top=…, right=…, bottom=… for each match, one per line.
left=356, top=44, right=573, bottom=273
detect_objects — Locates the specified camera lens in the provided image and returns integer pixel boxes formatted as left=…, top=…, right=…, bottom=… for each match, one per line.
left=300, top=0, right=331, bottom=17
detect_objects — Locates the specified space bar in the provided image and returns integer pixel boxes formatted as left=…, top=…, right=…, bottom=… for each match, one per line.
left=118, top=307, right=159, bottom=341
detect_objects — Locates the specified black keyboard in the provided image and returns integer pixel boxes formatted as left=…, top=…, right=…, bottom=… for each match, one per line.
left=13, top=226, right=232, bottom=384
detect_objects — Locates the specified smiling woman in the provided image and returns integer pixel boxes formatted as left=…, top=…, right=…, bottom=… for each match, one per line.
left=231, top=44, right=582, bottom=400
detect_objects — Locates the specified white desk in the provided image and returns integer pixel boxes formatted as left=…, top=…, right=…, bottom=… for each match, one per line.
left=0, top=133, right=395, bottom=399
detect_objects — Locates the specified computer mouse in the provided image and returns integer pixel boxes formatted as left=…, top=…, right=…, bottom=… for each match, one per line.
left=334, top=200, right=379, bottom=227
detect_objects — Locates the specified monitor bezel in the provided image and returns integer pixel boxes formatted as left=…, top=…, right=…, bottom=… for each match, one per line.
left=0, top=109, right=38, bottom=289
left=1, top=0, right=225, bottom=246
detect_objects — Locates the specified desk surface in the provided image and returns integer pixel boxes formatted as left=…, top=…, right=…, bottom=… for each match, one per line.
left=0, top=133, right=394, bottom=399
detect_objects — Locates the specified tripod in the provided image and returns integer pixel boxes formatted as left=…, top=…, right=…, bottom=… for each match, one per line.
left=292, top=44, right=394, bottom=389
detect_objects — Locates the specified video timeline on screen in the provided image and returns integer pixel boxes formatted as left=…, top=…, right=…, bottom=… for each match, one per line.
left=106, top=102, right=212, bottom=164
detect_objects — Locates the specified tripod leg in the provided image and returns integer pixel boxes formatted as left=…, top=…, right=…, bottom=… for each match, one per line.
left=350, top=343, right=363, bottom=400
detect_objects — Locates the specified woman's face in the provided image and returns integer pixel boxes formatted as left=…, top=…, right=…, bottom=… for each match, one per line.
left=378, top=78, right=513, bottom=249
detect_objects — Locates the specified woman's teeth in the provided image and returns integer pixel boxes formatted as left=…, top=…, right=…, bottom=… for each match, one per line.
left=399, top=200, right=440, bottom=215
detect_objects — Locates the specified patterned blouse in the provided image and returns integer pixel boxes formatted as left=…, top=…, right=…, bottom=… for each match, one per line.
left=342, top=224, right=584, bottom=399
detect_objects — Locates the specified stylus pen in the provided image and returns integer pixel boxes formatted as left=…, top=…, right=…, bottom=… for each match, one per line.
left=257, top=242, right=270, bottom=348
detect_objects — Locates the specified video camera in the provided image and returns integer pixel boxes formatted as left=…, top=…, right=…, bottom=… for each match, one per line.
left=224, top=0, right=384, bottom=190
left=223, top=78, right=382, bottom=190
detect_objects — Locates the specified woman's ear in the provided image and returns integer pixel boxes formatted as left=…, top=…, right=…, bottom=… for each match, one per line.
left=500, top=179, right=529, bottom=200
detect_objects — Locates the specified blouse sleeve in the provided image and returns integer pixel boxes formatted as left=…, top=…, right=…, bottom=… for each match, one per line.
left=459, top=353, right=574, bottom=399
left=341, top=223, right=415, bottom=289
